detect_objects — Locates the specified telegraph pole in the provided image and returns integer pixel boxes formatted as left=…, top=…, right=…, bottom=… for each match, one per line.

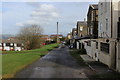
left=57, top=22, right=59, bottom=44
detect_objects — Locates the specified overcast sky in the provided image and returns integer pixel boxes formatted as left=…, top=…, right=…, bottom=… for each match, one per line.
left=2, top=2, right=98, bottom=36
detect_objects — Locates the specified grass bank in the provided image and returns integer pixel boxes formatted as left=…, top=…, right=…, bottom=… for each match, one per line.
left=2, top=43, right=58, bottom=78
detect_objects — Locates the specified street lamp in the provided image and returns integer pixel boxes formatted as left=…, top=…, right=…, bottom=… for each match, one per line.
left=57, top=22, right=59, bottom=44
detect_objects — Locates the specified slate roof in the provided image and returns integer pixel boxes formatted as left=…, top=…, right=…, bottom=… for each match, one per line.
left=90, top=4, right=98, bottom=9
left=1, top=39, right=22, bottom=43
left=77, top=21, right=87, bottom=26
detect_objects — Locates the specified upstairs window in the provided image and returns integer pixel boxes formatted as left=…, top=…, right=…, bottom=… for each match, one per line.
left=106, top=18, right=108, bottom=31
left=10, top=43, right=14, bottom=47
left=80, top=26, right=83, bottom=31
left=17, top=44, right=22, bottom=47
left=0, top=43, right=2, bottom=47
left=6, top=43, right=10, bottom=46
left=96, top=42, right=98, bottom=49
left=118, top=19, right=120, bottom=38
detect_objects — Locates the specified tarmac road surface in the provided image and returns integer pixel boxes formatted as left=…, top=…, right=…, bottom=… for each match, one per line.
left=15, top=46, right=88, bottom=78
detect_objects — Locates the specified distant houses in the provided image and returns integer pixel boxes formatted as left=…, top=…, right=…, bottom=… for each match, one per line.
left=67, top=0, right=120, bottom=72
left=84, top=4, right=99, bottom=60
left=70, top=28, right=77, bottom=48
left=76, top=21, right=88, bottom=37
left=0, top=38, right=24, bottom=51
left=41, top=35, right=52, bottom=42
left=76, top=21, right=88, bottom=49
left=0, top=34, right=64, bottom=51
left=67, top=33, right=72, bottom=40
left=50, top=34, right=63, bottom=39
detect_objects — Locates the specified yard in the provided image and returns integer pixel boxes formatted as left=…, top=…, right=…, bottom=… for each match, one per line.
left=69, top=49, right=120, bottom=79
left=2, top=43, right=58, bottom=78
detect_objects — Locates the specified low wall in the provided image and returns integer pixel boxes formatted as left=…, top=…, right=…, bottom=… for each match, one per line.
left=98, top=38, right=116, bottom=69
left=116, top=42, right=120, bottom=72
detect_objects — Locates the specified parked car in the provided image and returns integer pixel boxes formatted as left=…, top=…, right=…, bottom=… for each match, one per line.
left=69, top=44, right=73, bottom=49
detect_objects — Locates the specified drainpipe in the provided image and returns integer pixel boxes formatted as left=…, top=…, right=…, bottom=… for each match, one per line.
left=115, top=40, right=117, bottom=70
left=111, top=0, right=113, bottom=38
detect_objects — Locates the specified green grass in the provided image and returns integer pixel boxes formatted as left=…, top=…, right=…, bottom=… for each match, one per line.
left=69, top=49, right=86, bottom=66
left=2, top=43, right=58, bottom=78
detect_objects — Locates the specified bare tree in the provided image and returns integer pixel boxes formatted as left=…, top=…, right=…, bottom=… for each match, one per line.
left=18, top=24, right=43, bottom=50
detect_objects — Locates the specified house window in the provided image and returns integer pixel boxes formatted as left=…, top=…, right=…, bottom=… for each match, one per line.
left=100, top=3, right=103, bottom=15
left=100, top=22, right=102, bottom=31
left=80, top=26, right=83, bottom=31
left=0, top=43, right=2, bottom=47
left=10, top=43, right=14, bottom=47
left=17, top=44, right=21, bottom=47
left=6, top=43, right=10, bottom=46
left=91, top=11, right=94, bottom=21
left=101, top=3, right=103, bottom=7
left=96, top=42, right=98, bottom=49
left=100, top=43, right=109, bottom=53
left=106, top=18, right=108, bottom=31
left=118, top=19, right=120, bottom=38
left=105, top=1, right=107, bottom=13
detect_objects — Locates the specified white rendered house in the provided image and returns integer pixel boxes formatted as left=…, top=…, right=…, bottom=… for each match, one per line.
left=0, top=39, right=24, bottom=51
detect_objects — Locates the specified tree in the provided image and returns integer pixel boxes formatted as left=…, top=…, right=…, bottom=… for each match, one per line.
left=18, top=24, right=43, bottom=50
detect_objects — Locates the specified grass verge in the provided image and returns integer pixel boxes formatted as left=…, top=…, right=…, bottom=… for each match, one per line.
left=2, top=43, right=58, bottom=78
left=69, top=49, right=86, bottom=66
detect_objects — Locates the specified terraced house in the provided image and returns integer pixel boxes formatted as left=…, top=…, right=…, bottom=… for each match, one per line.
left=115, top=0, right=120, bottom=72
left=82, top=4, right=99, bottom=60
left=87, top=4, right=98, bottom=39
left=76, top=21, right=88, bottom=49
left=98, top=0, right=120, bottom=71
left=76, top=21, right=88, bottom=37
left=67, top=0, right=120, bottom=73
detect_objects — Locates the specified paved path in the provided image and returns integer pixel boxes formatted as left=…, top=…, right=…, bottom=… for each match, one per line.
left=80, top=55, right=95, bottom=62
left=15, top=47, right=88, bottom=78
left=80, top=55, right=115, bottom=75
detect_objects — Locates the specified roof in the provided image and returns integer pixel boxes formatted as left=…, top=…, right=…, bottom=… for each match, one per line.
left=77, top=21, right=87, bottom=23
left=50, top=34, right=63, bottom=36
left=87, top=4, right=98, bottom=16
left=77, top=21, right=87, bottom=26
left=67, top=33, right=72, bottom=35
left=41, top=35, right=49, bottom=38
left=72, top=28, right=77, bottom=31
left=41, top=35, right=49, bottom=37
left=90, top=4, right=98, bottom=9
left=74, top=36, right=91, bottom=40
left=1, top=39, right=22, bottom=43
